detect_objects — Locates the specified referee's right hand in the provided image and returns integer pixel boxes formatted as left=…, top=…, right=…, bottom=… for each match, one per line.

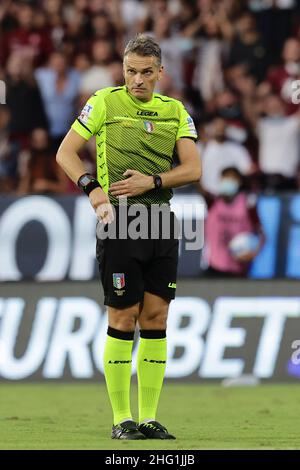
left=88, top=187, right=114, bottom=225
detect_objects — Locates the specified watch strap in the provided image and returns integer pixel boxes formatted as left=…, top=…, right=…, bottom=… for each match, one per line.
left=77, top=173, right=101, bottom=196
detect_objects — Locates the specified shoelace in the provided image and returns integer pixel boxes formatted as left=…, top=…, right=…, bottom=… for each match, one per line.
left=119, top=422, right=138, bottom=433
left=141, top=422, right=166, bottom=432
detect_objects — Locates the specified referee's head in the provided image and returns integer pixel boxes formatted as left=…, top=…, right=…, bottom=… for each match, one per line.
left=123, top=34, right=163, bottom=103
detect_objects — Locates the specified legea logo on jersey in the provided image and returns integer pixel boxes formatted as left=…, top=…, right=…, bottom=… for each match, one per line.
left=137, top=111, right=158, bottom=116
left=144, top=121, right=155, bottom=133
left=113, top=273, right=125, bottom=289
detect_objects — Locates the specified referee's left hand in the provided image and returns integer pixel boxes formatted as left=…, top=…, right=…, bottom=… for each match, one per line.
left=89, top=187, right=114, bottom=224
left=109, top=170, right=154, bottom=197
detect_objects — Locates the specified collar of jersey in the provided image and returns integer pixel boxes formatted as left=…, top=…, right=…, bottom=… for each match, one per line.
left=124, top=85, right=156, bottom=107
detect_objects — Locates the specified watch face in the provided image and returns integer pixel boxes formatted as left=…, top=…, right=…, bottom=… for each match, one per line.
left=154, top=176, right=162, bottom=189
left=80, top=175, right=92, bottom=187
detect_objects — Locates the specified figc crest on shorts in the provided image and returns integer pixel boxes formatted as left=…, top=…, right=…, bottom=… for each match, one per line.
left=113, top=273, right=125, bottom=289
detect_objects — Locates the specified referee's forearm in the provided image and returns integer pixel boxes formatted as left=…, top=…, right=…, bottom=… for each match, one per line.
left=159, top=163, right=201, bottom=189
left=56, top=146, right=87, bottom=185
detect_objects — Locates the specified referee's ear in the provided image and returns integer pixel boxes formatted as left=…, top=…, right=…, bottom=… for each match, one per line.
left=157, top=65, right=164, bottom=81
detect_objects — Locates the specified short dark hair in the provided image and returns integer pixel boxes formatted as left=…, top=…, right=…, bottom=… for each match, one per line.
left=221, top=166, right=243, bottom=180
left=124, top=34, right=162, bottom=66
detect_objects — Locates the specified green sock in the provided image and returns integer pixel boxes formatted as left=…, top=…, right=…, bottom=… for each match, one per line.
left=103, top=328, right=134, bottom=425
left=137, top=330, right=167, bottom=423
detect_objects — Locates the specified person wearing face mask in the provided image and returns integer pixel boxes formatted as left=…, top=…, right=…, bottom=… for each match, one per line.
left=200, top=117, right=254, bottom=196
left=204, top=166, right=265, bottom=277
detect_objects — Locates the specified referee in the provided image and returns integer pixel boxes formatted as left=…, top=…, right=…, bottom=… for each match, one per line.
left=56, top=35, right=201, bottom=440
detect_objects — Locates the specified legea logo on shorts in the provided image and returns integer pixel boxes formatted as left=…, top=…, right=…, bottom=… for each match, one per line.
left=168, top=282, right=176, bottom=289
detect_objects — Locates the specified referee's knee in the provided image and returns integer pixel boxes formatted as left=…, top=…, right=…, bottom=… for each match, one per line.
left=108, top=304, right=139, bottom=332
left=139, top=310, right=168, bottom=330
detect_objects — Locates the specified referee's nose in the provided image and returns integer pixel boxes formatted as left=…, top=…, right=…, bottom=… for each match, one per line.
left=134, top=72, right=144, bottom=86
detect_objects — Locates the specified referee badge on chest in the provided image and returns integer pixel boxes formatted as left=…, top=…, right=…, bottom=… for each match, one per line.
left=113, top=273, right=126, bottom=296
left=143, top=120, right=154, bottom=133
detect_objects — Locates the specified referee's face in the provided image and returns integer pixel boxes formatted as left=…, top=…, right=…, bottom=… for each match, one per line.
left=123, top=53, right=163, bottom=102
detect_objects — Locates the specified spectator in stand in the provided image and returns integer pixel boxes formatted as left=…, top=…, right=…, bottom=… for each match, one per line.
left=249, top=0, right=295, bottom=66
left=226, top=12, right=268, bottom=82
left=91, top=11, right=118, bottom=42
left=204, top=166, right=265, bottom=277
left=17, top=128, right=67, bottom=194
left=74, top=53, right=91, bottom=74
left=120, top=0, right=149, bottom=33
left=62, top=9, right=90, bottom=56
left=42, top=0, right=62, bottom=18
left=153, top=16, right=186, bottom=91
left=79, top=39, right=115, bottom=100
left=35, top=51, right=80, bottom=151
left=0, top=106, right=19, bottom=192
left=255, top=94, right=300, bottom=190
left=109, top=61, right=124, bottom=87
left=5, top=51, right=48, bottom=149
left=188, top=11, right=227, bottom=103
left=136, top=0, right=173, bottom=34
left=267, top=37, right=300, bottom=114
left=41, top=0, right=63, bottom=32
left=0, top=1, right=53, bottom=67
left=200, top=117, right=254, bottom=196
left=213, top=89, right=248, bottom=144
left=174, top=0, right=198, bottom=34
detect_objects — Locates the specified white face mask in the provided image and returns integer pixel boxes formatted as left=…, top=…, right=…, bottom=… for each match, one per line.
left=285, top=62, right=300, bottom=75
left=220, top=178, right=239, bottom=197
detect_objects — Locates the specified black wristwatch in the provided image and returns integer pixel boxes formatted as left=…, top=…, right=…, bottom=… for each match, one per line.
left=153, top=175, right=162, bottom=190
left=77, top=173, right=101, bottom=196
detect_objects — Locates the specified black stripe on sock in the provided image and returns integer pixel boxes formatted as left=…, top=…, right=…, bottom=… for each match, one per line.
left=140, top=329, right=166, bottom=339
left=107, top=326, right=134, bottom=340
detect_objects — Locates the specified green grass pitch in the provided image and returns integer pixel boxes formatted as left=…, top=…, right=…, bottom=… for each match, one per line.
left=0, top=383, right=299, bottom=450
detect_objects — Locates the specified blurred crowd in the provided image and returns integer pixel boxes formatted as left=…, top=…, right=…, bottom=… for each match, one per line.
left=1, top=0, right=300, bottom=196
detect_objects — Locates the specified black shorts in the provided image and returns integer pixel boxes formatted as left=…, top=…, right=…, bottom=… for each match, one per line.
left=96, top=205, right=179, bottom=308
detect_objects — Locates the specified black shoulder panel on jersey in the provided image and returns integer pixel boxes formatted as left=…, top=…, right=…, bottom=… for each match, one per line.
left=76, top=118, right=92, bottom=134
left=154, top=96, right=172, bottom=103
left=110, top=87, right=123, bottom=93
